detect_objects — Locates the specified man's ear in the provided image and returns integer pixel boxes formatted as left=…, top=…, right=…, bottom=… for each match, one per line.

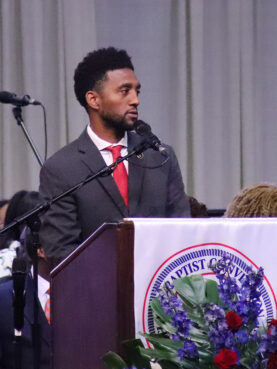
left=85, top=90, right=101, bottom=110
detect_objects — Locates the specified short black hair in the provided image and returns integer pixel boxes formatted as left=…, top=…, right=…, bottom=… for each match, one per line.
left=0, top=199, right=9, bottom=208
left=74, top=47, right=134, bottom=108
left=1, top=191, right=42, bottom=250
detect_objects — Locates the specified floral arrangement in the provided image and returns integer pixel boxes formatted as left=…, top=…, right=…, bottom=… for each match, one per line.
left=103, top=255, right=277, bottom=369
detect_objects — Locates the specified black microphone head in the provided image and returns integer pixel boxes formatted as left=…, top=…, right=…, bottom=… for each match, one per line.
left=134, top=120, right=151, bottom=135
left=22, top=95, right=41, bottom=106
left=0, top=91, right=17, bottom=104
left=0, top=91, right=41, bottom=106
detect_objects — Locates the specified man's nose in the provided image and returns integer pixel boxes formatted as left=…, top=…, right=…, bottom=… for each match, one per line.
left=130, top=90, right=140, bottom=106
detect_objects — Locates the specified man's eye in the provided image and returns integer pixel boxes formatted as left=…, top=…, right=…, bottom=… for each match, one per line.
left=121, top=89, right=129, bottom=94
left=137, top=90, right=141, bottom=95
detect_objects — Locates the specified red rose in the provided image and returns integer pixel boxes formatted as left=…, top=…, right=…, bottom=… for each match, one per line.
left=214, top=348, right=237, bottom=369
left=268, top=319, right=277, bottom=334
left=267, top=351, right=277, bottom=369
left=225, top=311, right=242, bottom=332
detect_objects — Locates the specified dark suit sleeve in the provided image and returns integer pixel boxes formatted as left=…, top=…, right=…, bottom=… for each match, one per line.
left=165, top=146, right=191, bottom=217
left=39, top=161, right=82, bottom=260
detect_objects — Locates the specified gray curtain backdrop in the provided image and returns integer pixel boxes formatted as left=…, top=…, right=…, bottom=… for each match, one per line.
left=0, top=0, right=276, bottom=209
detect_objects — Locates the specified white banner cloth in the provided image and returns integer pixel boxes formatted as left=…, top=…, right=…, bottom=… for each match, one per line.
left=129, top=218, right=277, bottom=339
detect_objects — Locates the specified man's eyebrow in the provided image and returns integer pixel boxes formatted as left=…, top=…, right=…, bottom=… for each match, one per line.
left=119, top=82, right=141, bottom=89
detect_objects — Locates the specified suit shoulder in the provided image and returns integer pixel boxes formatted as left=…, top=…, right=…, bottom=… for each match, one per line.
left=41, top=129, right=89, bottom=173
left=44, top=138, right=79, bottom=168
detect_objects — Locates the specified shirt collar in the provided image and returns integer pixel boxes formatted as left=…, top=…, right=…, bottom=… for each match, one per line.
left=31, top=266, right=50, bottom=295
left=87, top=124, right=128, bottom=150
left=38, top=273, right=50, bottom=296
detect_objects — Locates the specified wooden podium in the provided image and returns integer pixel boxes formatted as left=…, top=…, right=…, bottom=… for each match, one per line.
left=50, top=221, right=135, bottom=369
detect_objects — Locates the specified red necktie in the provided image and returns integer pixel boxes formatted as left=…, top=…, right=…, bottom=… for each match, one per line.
left=106, top=145, right=128, bottom=207
left=45, top=289, right=50, bottom=324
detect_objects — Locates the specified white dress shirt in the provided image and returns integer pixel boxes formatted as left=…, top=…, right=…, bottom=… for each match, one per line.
left=37, top=273, right=50, bottom=313
left=87, top=125, right=129, bottom=173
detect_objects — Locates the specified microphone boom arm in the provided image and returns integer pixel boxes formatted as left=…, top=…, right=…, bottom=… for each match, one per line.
left=12, top=107, right=44, bottom=167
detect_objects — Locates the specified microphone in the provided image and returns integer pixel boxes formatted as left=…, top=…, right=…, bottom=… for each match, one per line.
left=12, top=257, right=27, bottom=335
left=0, top=91, right=41, bottom=106
left=134, top=120, right=165, bottom=152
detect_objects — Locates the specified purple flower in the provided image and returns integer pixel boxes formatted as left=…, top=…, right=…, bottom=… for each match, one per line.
left=225, top=330, right=235, bottom=348
left=209, top=327, right=230, bottom=350
left=183, top=339, right=199, bottom=358
left=178, top=339, right=199, bottom=360
left=209, top=254, right=233, bottom=275
left=158, top=290, right=184, bottom=317
left=250, top=329, right=258, bottom=341
left=235, top=329, right=249, bottom=344
left=257, top=336, right=268, bottom=354
left=230, top=301, right=249, bottom=316
left=258, top=327, right=277, bottom=355
left=217, top=276, right=240, bottom=307
left=205, top=304, right=226, bottom=323
left=147, top=257, right=273, bottom=369
left=177, top=348, right=185, bottom=360
left=170, top=333, right=180, bottom=342
left=240, top=268, right=264, bottom=303
left=172, top=311, right=192, bottom=337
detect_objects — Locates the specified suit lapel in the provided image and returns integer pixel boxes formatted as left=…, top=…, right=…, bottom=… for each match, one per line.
left=24, top=275, right=50, bottom=347
left=127, top=132, right=146, bottom=215
left=77, top=130, right=128, bottom=217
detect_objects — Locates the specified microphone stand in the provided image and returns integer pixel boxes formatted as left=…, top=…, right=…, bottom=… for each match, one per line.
left=0, top=137, right=153, bottom=369
left=28, top=217, right=42, bottom=369
left=12, top=106, right=44, bottom=167
left=13, top=257, right=27, bottom=369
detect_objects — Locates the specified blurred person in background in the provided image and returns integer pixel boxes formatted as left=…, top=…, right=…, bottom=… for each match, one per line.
left=0, top=199, right=9, bottom=250
left=0, top=200, right=9, bottom=230
left=0, top=227, right=52, bottom=369
left=0, top=191, right=42, bottom=280
left=225, top=183, right=277, bottom=217
left=188, top=196, right=209, bottom=218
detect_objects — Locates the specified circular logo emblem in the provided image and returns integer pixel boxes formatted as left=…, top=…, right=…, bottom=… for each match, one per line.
left=143, top=243, right=277, bottom=335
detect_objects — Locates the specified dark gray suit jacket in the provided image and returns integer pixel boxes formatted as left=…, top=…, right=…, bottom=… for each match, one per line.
left=39, top=129, right=190, bottom=259
left=0, top=276, right=50, bottom=369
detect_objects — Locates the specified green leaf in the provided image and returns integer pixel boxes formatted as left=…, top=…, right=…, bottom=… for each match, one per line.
left=198, top=349, right=214, bottom=360
left=187, top=308, right=206, bottom=326
left=189, top=327, right=210, bottom=345
left=205, top=279, right=220, bottom=304
left=158, top=360, right=180, bottom=369
left=122, top=339, right=152, bottom=369
left=142, top=332, right=184, bottom=351
left=150, top=298, right=178, bottom=335
left=175, top=294, right=195, bottom=313
left=139, top=346, right=175, bottom=361
left=150, top=298, right=172, bottom=323
left=102, top=352, right=127, bottom=369
left=139, top=347, right=197, bottom=369
left=153, top=315, right=177, bottom=335
left=239, top=357, right=252, bottom=369
left=174, top=275, right=206, bottom=305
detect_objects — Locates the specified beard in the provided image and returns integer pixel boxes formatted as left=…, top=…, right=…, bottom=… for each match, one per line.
left=100, top=110, right=136, bottom=133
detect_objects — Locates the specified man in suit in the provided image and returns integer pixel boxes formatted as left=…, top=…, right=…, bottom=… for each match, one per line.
left=39, top=47, right=190, bottom=260
left=0, top=246, right=51, bottom=369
